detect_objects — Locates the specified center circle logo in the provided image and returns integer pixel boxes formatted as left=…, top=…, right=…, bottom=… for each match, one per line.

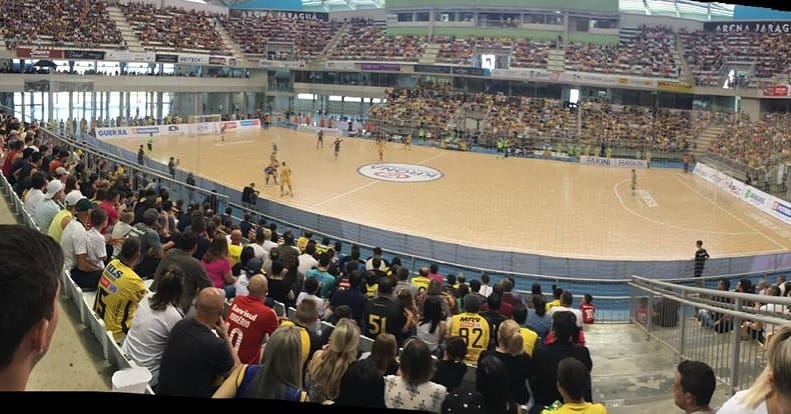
left=357, top=163, right=443, bottom=183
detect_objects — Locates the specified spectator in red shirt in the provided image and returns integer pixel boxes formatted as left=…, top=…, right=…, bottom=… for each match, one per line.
left=428, top=263, right=444, bottom=284
left=98, top=188, right=121, bottom=234
left=226, top=274, right=279, bottom=364
left=580, top=294, right=596, bottom=325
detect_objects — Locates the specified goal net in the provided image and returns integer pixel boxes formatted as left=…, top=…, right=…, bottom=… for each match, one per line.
left=187, top=114, right=222, bottom=136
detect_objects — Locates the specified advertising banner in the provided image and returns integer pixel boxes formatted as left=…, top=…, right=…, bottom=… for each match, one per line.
left=413, top=64, right=451, bottom=74
left=693, top=162, right=791, bottom=225
left=579, top=155, right=648, bottom=169
left=656, top=80, right=693, bottom=93
left=106, top=51, right=155, bottom=63
left=763, top=85, right=790, bottom=97
left=178, top=54, right=209, bottom=65
left=64, top=50, right=106, bottom=60
left=229, top=9, right=329, bottom=21
left=360, top=63, right=401, bottom=71
left=16, top=48, right=64, bottom=59
left=451, top=67, right=490, bottom=77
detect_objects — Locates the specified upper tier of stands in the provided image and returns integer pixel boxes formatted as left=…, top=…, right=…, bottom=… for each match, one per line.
left=564, top=26, right=678, bottom=78
left=680, top=29, right=791, bottom=87
left=328, top=18, right=426, bottom=62
left=220, top=13, right=342, bottom=60
left=435, top=36, right=551, bottom=69
left=0, top=0, right=123, bottom=49
left=120, top=2, right=228, bottom=55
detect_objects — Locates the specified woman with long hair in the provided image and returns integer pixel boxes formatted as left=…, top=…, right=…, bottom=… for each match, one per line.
left=526, top=294, right=551, bottom=340
left=305, top=318, right=360, bottom=402
left=718, top=325, right=791, bottom=413
left=417, top=295, right=447, bottom=353
left=384, top=337, right=447, bottom=412
left=213, top=325, right=307, bottom=401
left=201, top=234, right=236, bottom=298
left=477, top=354, right=517, bottom=414
left=477, top=320, right=533, bottom=406
left=530, top=311, right=593, bottom=409
left=122, top=266, right=184, bottom=389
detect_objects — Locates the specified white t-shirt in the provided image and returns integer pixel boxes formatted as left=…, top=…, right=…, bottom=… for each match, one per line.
left=384, top=375, right=447, bottom=413
left=479, top=284, right=493, bottom=298
left=61, top=218, right=88, bottom=271
left=249, top=243, right=267, bottom=262
left=759, top=303, right=790, bottom=334
left=86, top=227, right=107, bottom=269
left=262, top=240, right=278, bottom=256
left=24, top=188, right=45, bottom=215
left=121, top=294, right=183, bottom=387
left=110, top=221, right=134, bottom=257
left=716, top=390, right=767, bottom=414
left=548, top=306, right=585, bottom=328
left=297, top=253, right=319, bottom=277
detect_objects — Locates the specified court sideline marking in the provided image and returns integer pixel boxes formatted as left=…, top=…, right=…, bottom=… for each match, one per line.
left=310, top=152, right=447, bottom=208
left=612, top=179, right=755, bottom=236
left=671, top=173, right=788, bottom=250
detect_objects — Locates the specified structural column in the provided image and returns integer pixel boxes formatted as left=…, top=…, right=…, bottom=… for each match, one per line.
left=47, top=91, right=53, bottom=122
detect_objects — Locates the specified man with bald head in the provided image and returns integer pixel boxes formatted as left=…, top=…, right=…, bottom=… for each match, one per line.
left=228, top=229, right=243, bottom=266
left=157, top=287, right=239, bottom=397
left=225, top=274, right=278, bottom=364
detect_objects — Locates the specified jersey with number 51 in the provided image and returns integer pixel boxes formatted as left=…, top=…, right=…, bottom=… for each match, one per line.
left=449, top=312, right=491, bottom=365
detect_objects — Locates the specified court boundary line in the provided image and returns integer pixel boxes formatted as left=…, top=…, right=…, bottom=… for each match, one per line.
left=671, top=173, right=788, bottom=250
left=612, top=179, right=756, bottom=236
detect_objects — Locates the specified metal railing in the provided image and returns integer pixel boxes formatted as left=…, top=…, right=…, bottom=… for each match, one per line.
left=629, top=275, right=791, bottom=394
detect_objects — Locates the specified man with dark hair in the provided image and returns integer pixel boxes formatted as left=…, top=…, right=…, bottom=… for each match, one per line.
left=62, top=198, right=103, bottom=290
left=479, top=272, right=493, bottom=297
left=133, top=208, right=164, bottom=279
left=0, top=225, right=63, bottom=391
left=394, top=266, right=418, bottom=298
left=480, top=292, right=506, bottom=348
left=151, top=231, right=213, bottom=314
left=329, top=270, right=368, bottom=324
left=548, top=291, right=584, bottom=329
left=306, top=253, right=336, bottom=298
left=362, top=277, right=406, bottom=344
left=449, top=295, right=491, bottom=365
left=673, top=360, right=716, bottom=413
left=694, top=240, right=709, bottom=280
left=552, top=358, right=606, bottom=413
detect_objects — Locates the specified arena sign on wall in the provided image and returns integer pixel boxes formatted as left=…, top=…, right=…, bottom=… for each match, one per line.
left=357, top=163, right=443, bottom=183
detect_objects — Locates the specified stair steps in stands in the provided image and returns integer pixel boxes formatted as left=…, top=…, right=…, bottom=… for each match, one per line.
left=693, top=125, right=724, bottom=157
left=106, top=6, right=145, bottom=53
left=419, top=44, right=440, bottom=65
left=547, top=48, right=565, bottom=72
left=214, top=24, right=248, bottom=63
left=320, top=22, right=350, bottom=62
left=674, top=35, right=694, bottom=85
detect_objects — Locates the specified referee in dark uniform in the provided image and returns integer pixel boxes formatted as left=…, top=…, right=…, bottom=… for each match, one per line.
left=694, top=240, right=710, bottom=287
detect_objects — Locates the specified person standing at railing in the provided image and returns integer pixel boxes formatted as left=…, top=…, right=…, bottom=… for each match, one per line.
left=717, top=326, right=791, bottom=414
left=693, top=240, right=710, bottom=283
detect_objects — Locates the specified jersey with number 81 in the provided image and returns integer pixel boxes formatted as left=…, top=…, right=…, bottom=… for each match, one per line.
left=449, top=312, right=491, bottom=365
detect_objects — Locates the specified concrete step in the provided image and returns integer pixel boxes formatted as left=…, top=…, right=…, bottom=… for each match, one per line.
left=214, top=24, right=247, bottom=62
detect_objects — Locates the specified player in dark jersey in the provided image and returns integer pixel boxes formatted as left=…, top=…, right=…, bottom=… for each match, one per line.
left=317, top=130, right=324, bottom=149
left=361, top=277, right=406, bottom=345
left=332, top=137, right=343, bottom=160
left=220, top=124, right=226, bottom=143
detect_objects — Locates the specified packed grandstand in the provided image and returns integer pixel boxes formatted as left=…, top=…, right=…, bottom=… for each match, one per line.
left=1, top=0, right=791, bottom=411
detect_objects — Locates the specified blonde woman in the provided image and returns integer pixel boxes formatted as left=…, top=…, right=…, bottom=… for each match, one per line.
left=306, top=318, right=360, bottom=402
left=477, top=319, right=533, bottom=406
left=213, top=325, right=307, bottom=401
left=718, top=325, right=791, bottom=414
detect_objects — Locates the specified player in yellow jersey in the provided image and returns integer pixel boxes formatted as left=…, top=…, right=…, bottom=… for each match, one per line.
left=449, top=295, right=491, bottom=365
left=94, top=237, right=148, bottom=342
left=280, top=161, right=293, bottom=197
left=376, top=137, right=386, bottom=161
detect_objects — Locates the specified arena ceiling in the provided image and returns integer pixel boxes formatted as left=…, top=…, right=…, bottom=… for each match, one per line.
left=200, top=0, right=736, bottom=18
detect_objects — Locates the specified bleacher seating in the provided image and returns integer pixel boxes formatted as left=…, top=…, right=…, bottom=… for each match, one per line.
left=220, top=13, right=342, bottom=59
left=328, top=18, right=426, bottom=61
left=120, top=3, right=228, bottom=55
left=680, top=29, right=791, bottom=87
left=0, top=0, right=123, bottom=49
left=565, top=26, right=678, bottom=78
left=709, top=112, right=791, bottom=170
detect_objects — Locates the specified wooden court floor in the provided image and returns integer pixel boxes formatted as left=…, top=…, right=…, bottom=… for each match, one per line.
left=109, top=127, right=791, bottom=261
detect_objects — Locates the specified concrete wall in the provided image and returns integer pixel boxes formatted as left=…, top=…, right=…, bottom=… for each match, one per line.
left=619, top=13, right=703, bottom=32
left=740, top=97, right=761, bottom=120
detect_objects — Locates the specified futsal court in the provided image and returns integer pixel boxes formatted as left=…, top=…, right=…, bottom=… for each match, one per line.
left=108, top=127, right=791, bottom=262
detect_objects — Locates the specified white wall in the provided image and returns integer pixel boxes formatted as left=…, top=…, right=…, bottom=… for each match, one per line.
left=619, top=13, right=703, bottom=32
left=329, top=8, right=387, bottom=21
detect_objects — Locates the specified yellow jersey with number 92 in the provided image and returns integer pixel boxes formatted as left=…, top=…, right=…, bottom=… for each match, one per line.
left=449, top=312, right=491, bottom=365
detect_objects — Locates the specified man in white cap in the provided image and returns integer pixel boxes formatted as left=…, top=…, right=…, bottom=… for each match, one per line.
left=33, top=180, right=64, bottom=232
left=47, top=191, right=83, bottom=243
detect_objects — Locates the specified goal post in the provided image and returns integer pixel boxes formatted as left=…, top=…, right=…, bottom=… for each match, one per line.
left=187, top=114, right=222, bottom=136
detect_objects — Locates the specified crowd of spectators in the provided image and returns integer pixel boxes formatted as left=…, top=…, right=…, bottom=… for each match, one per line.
left=578, top=102, right=693, bottom=152
left=0, top=0, right=123, bottom=49
left=565, top=25, right=678, bottom=78
left=329, top=18, right=426, bottom=62
left=680, top=29, right=791, bottom=87
left=709, top=112, right=791, bottom=172
left=121, top=3, right=227, bottom=55
left=367, top=83, right=467, bottom=134
left=220, top=13, right=342, bottom=60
